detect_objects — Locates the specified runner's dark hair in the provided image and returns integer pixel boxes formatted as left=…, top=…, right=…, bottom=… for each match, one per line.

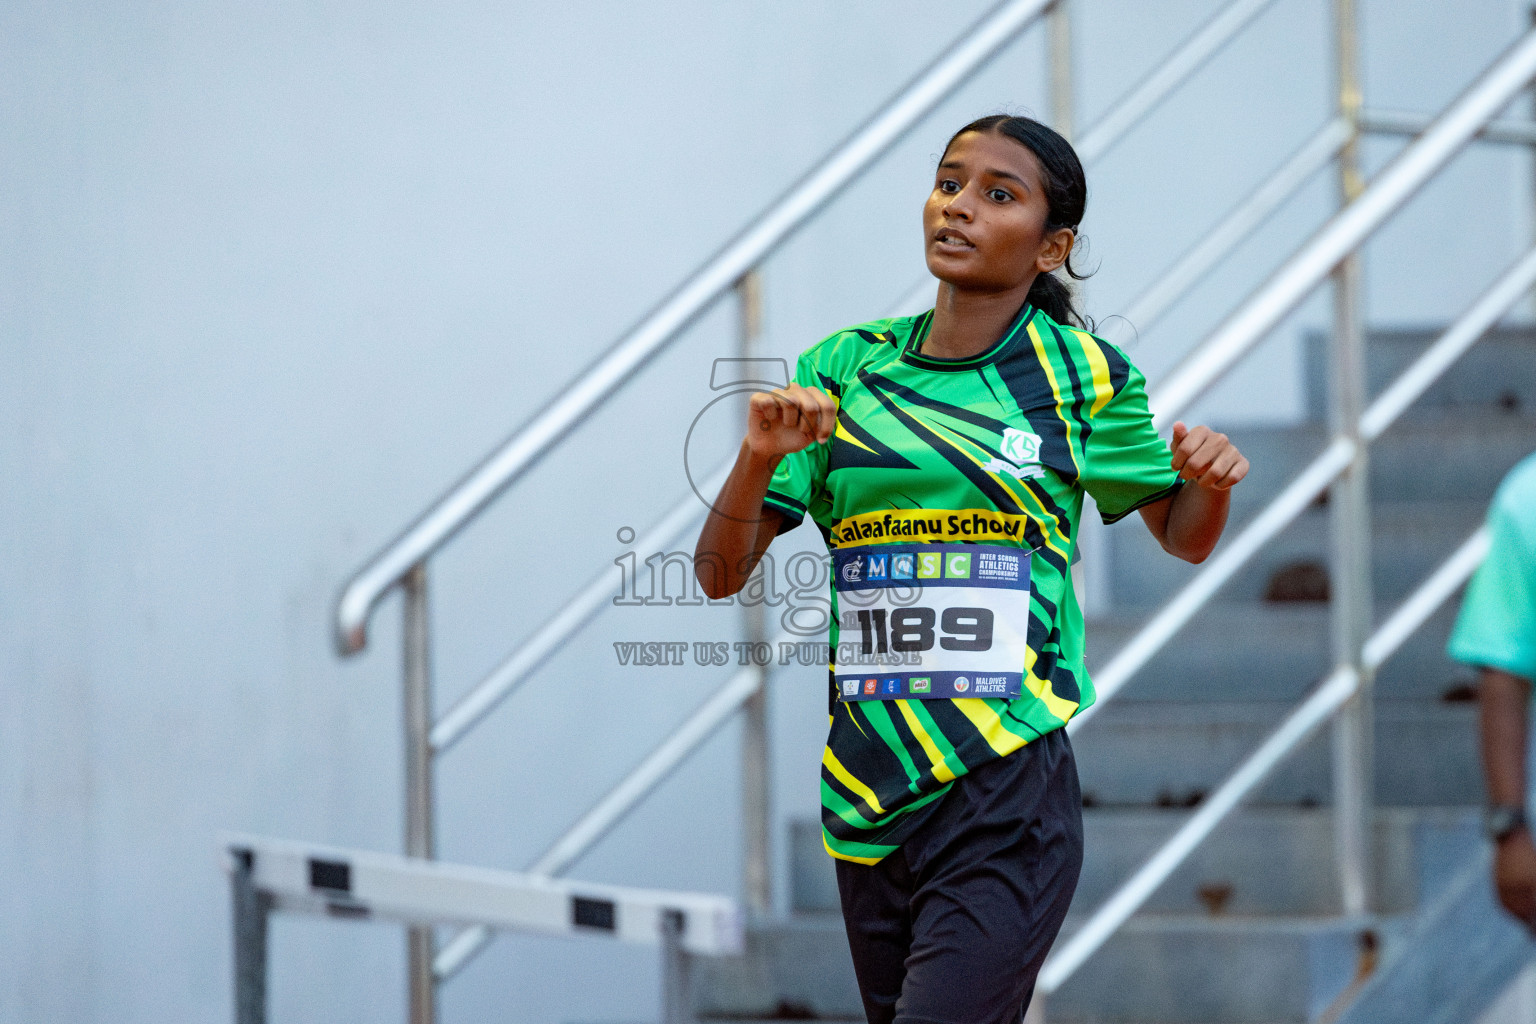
left=942, top=115, right=1093, bottom=330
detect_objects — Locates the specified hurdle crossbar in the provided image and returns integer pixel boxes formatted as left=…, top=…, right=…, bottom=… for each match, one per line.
left=224, top=833, right=742, bottom=1024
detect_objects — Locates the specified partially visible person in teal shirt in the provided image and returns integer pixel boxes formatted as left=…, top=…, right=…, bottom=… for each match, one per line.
left=1449, top=451, right=1536, bottom=930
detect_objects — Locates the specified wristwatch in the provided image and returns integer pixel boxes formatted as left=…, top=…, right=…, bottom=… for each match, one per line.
left=1485, top=804, right=1529, bottom=842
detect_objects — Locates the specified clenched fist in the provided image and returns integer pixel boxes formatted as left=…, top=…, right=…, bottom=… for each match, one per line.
left=1170, top=421, right=1249, bottom=491
left=746, top=383, right=838, bottom=459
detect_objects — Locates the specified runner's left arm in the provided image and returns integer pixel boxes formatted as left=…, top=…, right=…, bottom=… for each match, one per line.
left=1137, top=421, right=1248, bottom=563
left=694, top=383, right=835, bottom=599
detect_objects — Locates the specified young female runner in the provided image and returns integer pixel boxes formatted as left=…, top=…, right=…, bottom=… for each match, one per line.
left=695, top=114, right=1248, bottom=1024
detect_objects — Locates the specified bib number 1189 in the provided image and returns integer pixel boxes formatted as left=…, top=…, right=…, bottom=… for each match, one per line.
left=853, top=607, right=994, bottom=654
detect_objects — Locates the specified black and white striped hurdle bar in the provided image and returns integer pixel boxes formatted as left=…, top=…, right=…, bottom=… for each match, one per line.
left=225, top=833, right=743, bottom=1024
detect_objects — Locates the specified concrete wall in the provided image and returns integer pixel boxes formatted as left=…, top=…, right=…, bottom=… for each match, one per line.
left=1, top=1, right=1530, bottom=1021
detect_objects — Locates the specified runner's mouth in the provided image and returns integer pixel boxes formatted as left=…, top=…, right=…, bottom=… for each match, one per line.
left=934, top=230, right=975, bottom=249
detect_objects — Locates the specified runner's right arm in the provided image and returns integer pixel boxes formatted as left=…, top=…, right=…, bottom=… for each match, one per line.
left=695, top=384, right=836, bottom=599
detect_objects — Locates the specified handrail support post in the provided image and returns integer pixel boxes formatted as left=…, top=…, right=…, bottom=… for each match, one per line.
left=1048, top=0, right=1074, bottom=140
left=403, top=562, right=437, bottom=1024
left=232, top=849, right=270, bottom=1024
left=660, top=909, right=696, bottom=1024
left=735, top=268, right=773, bottom=917
left=1529, top=3, right=1536, bottom=320
left=1329, top=0, right=1374, bottom=918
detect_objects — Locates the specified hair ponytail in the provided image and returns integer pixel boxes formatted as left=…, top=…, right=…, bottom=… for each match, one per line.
left=1027, top=269, right=1086, bottom=331
left=942, top=114, right=1093, bottom=330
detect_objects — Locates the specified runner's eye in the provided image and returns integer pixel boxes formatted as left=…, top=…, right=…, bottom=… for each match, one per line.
left=988, top=188, right=1013, bottom=202
left=938, top=179, right=960, bottom=194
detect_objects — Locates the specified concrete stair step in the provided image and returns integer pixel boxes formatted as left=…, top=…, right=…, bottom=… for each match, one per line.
left=717, top=811, right=1483, bottom=1023
left=1072, top=700, right=1481, bottom=808
left=1047, top=914, right=1384, bottom=1023
left=1107, top=498, right=1491, bottom=608
left=1083, top=603, right=1470, bottom=703
left=1180, top=411, right=1536, bottom=517
left=692, top=911, right=1386, bottom=1024
left=789, top=808, right=1422, bottom=919
left=788, top=808, right=1479, bottom=919
left=693, top=915, right=860, bottom=1021
left=1305, top=326, right=1536, bottom=423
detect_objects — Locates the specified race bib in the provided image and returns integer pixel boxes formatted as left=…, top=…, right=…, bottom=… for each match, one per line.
left=832, top=542, right=1031, bottom=701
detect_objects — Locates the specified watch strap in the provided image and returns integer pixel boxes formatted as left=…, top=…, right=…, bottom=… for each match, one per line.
left=1485, top=804, right=1528, bottom=842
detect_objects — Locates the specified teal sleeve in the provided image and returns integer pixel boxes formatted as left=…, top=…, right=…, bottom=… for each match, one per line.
left=1080, top=356, right=1183, bottom=524
left=1449, top=499, right=1536, bottom=680
left=762, top=351, right=832, bottom=536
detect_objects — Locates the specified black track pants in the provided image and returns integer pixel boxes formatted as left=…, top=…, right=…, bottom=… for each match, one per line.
left=834, top=727, right=1083, bottom=1024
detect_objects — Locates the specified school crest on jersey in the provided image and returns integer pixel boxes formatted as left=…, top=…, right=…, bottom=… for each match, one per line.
left=983, top=426, right=1046, bottom=480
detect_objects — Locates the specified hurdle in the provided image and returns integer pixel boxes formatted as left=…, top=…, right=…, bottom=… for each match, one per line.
left=224, top=834, right=743, bottom=1024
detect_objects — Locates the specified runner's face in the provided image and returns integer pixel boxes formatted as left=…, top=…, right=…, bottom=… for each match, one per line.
left=923, top=131, right=1071, bottom=293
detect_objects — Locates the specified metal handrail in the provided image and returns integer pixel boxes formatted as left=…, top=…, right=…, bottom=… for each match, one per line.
left=1068, top=435, right=1354, bottom=729
left=1362, top=106, right=1536, bottom=146
left=433, top=115, right=1338, bottom=758
left=326, top=7, right=1536, bottom=1011
left=1149, top=25, right=1536, bottom=429
left=332, top=0, right=1056, bottom=655
left=432, top=101, right=1348, bottom=978
left=1073, top=0, right=1281, bottom=164
left=1039, top=525, right=1492, bottom=995
left=384, top=0, right=1292, bottom=748
left=435, top=23, right=1536, bottom=978
left=435, top=639, right=785, bottom=979
left=886, top=0, right=1287, bottom=319
left=429, top=461, right=731, bottom=753
left=433, top=229, right=1535, bottom=976
left=1074, top=241, right=1536, bottom=729
left=1113, top=116, right=1352, bottom=337
left=1039, top=238, right=1536, bottom=993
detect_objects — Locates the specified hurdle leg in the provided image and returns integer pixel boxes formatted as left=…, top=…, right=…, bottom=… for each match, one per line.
left=660, top=909, right=694, bottom=1024
left=231, top=849, right=270, bottom=1024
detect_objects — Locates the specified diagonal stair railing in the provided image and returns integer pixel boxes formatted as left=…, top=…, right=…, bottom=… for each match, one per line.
left=1038, top=234, right=1536, bottom=1000
left=311, top=2, right=1536, bottom=1021
left=1029, top=24, right=1536, bottom=1006
left=332, top=1, right=1064, bottom=1010
left=441, top=19, right=1536, bottom=985
left=323, top=0, right=1309, bottom=1003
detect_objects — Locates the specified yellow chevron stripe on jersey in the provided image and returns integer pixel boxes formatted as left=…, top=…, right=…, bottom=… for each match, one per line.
left=1019, top=641, right=1079, bottom=722
left=822, top=831, right=884, bottom=865
left=919, top=417, right=1076, bottom=565
left=952, top=698, right=1032, bottom=758
left=895, top=700, right=958, bottom=784
left=1026, top=672, right=1081, bottom=723
left=1073, top=328, right=1116, bottom=417
left=1025, top=319, right=1085, bottom=479
left=823, top=747, right=887, bottom=815
left=834, top=419, right=879, bottom=453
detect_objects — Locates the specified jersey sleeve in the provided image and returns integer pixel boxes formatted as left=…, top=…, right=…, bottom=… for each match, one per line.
left=1448, top=495, right=1536, bottom=679
left=762, top=351, right=833, bottom=536
left=1079, top=345, right=1183, bottom=524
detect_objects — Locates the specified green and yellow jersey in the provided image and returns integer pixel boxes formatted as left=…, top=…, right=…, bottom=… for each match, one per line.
left=763, top=301, right=1182, bottom=863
